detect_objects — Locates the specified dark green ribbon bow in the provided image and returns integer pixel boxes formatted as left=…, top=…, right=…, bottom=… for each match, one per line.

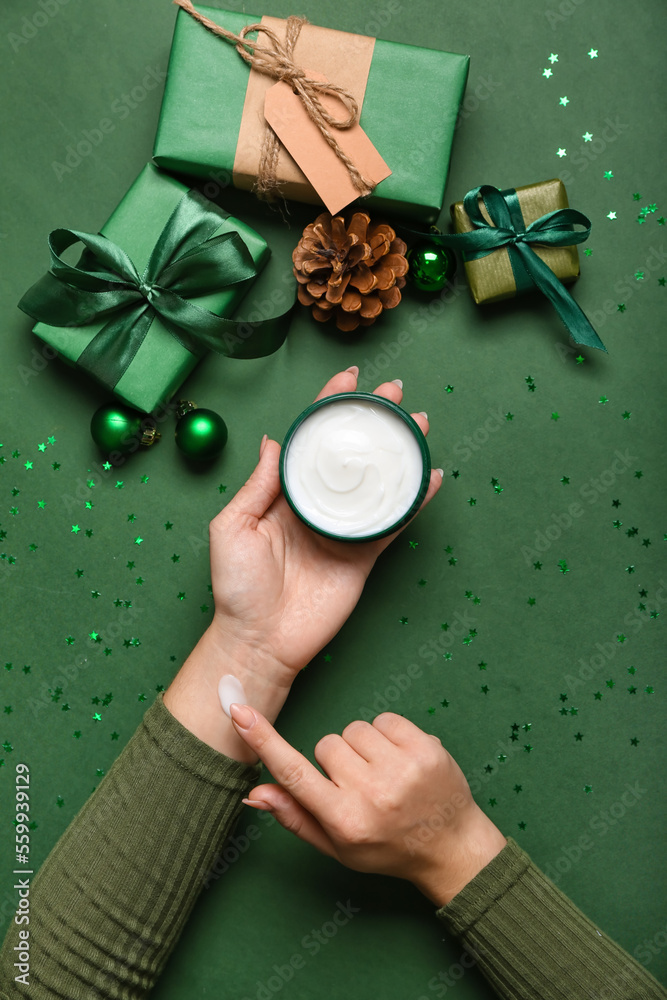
left=433, top=184, right=606, bottom=353
left=18, top=188, right=292, bottom=390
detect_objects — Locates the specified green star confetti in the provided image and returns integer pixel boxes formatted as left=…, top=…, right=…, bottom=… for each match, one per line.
left=559, top=96, right=569, bottom=106
left=557, top=148, right=567, bottom=158
left=584, top=248, right=593, bottom=256
left=630, top=737, right=639, bottom=746
left=543, top=68, right=553, bottom=79
left=551, top=412, right=559, bottom=421
left=606, top=212, right=616, bottom=220
left=399, top=616, right=408, bottom=625
left=574, top=732, right=584, bottom=741
left=527, top=597, right=536, bottom=606
left=604, top=170, right=613, bottom=180
left=588, top=48, right=598, bottom=58
left=599, top=395, right=609, bottom=404
left=217, top=484, right=227, bottom=494
left=534, top=561, right=542, bottom=570
left=582, top=132, right=593, bottom=142
left=505, top=412, right=514, bottom=421
left=561, top=476, right=570, bottom=485
left=444, top=384, right=454, bottom=393
left=467, top=497, right=477, bottom=506
left=617, top=304, right=626, bottom=312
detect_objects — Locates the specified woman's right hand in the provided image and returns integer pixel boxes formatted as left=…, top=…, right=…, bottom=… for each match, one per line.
left=229, top=705, right=507, bottom=906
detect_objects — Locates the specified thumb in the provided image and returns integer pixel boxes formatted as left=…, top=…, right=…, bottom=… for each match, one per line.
left=224, top=438, right=282, bottom=522
left=243, top=784, right=339, bottom=859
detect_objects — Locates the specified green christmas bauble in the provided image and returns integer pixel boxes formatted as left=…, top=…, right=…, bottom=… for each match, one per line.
left=407, top=244, right=456, bottom=292
left=90, top=404, right=142, bottom=455
left=175, top=408, right=228, bottom=461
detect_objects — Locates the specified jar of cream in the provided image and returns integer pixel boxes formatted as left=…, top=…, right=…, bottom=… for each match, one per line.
left=279, top=392, right=431, bottom=542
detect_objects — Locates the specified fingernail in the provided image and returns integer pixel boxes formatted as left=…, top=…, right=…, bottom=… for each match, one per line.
left=435, top=468, right=444, bottom=478
left=418, top=411, right=428, bottom=419
left=242, top=797, right=273, bottom=811
left=345, top=365, right=359, bottom=377
left=229, top=704, right=256, bottom=730
left=259, top=433, right=268, bottom=456
left=392, top=378, right=403, bottom=388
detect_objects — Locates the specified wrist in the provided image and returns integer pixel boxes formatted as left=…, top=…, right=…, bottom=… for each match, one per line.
left=163, top=625, right=292, bottom=762
left=412, top=807, right=507, bottom=908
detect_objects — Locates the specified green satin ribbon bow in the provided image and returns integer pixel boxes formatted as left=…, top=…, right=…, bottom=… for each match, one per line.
left=18, top=188, right=292, bottom=390
left=434, top=184, right=606, bottom=353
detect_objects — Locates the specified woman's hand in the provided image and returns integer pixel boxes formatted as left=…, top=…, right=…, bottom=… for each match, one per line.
left=207, top=366, right=441, bottom=685
left=164, top=367, right=442, bottom=762
left=229, top=705, right=507, bottom=906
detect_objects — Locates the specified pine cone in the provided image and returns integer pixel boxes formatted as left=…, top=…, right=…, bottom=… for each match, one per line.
left=292, top=212, right=408, bottom=332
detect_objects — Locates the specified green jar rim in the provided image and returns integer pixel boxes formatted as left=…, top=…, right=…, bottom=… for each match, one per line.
left=279, top=391, right=432, bottom=543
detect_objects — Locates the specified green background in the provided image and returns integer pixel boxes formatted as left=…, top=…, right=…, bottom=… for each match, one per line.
left=1, top=1, right=665, bottom=998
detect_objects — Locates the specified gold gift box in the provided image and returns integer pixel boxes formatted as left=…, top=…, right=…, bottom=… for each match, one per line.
left=450, top=178, right=580, bottom=304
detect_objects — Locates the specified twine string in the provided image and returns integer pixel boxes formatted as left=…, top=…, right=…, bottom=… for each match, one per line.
left=173, top=0, right=374, bottom=199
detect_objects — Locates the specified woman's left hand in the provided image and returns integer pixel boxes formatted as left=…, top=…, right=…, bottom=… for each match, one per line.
left=164, top=366, right=441, bottom=761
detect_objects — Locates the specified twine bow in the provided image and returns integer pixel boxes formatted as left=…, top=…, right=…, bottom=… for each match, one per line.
left=18, top=188, right=290, bottom=391
left=173, top=0, right=374, bottom=199
left=434, top=184, right=606, bottom=352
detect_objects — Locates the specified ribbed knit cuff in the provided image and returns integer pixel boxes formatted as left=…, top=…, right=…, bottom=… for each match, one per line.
left=0, top=694, right=261, bottom=1000
left=436, top=838, right=667, bottom=1000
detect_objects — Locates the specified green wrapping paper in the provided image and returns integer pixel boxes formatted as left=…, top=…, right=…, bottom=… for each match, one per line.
left=153, top=7, right=470, bottom=224
left=27, top=164, right=272, bottom=413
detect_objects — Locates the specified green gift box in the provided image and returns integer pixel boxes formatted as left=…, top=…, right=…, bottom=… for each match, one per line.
left=153, top=6, right=470, bottom=224
left=24, top=163, right=272, bottom=414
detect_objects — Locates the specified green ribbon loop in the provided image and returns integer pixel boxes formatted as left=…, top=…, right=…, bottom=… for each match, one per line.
left=433, top=184, right=606, bottom=353
left=18, top=188, right=293, bottom=391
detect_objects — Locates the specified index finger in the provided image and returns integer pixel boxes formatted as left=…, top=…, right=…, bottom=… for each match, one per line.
left=229, top=704, right=338, bottom=814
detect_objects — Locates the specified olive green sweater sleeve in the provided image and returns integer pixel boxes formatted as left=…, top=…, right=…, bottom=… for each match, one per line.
left=0, top=694, right=260, bottom=1000
left=436, top=837, right=667, bottom=1000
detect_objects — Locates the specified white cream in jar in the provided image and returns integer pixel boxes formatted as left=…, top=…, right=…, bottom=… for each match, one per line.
left=280, top=393, right=430, bottom=541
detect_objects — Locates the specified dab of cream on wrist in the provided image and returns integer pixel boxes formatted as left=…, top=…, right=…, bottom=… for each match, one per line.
left=281, top=394, right=429, bottom=540
left=218, top=675, right=249, bottom=718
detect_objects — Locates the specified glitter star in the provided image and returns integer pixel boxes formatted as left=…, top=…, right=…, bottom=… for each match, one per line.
left=399, top=616, right=408, bottom=625
left=440, top=698, right=449, bottom=708
left=134, top=537, right=143, bottom=545
left=616, top=634, right=626, bottom=643
left=140, top=475, right=149, bottom=484
left=217, top=484, right=228, bottom=494
left=115, top=481, right=124, bottom=489
left=171, top=554, right=180, bottom=563
left=127, top=513, right=136, bottom=522
left=612, top=499, right=621, bottom=507
left=534, top=561, right=542, bottom=570
left=448, top=557, right=457, bottom=566
left=451, top=469, right=460, bottom=478
left=613, top=520, right=622, bottom=529
left=478, top=660, right=487, bottom=670
left=88, top=631, right=100, bottom=643
left=630, top=737, right=639, bottom=746
left=467, top=497, right=477, bottom=506
left=164, top=521, right=173, bottom=530
left=622, top=411, right=631, bottom=419
left=558, top=559, right=569, bottom=574
left=603, top=170, right=613, bottom=179
left=408, top=540, right=418, bottom=549
left=658, top=218, right=666, bottom=226
left=588, top=48, right=598, bottom=58
left=527, top=597, right=536, bottom=606
left=551, top=412, right=559, bottom=421
left=599, top=395, right=609, bottom=404
left=548, top=53, right=558, bottom=63
left=628, top=685, right=637, bottom=694
left=606, top=212, right=616, bottom=220
left=505, top=412, right=514, bottom=421
left=543, top=68, right=553, bottom=78
left=642, top=538, right=651, bottom=547
left=557, top=148, right=567, bottom=157
left=594, top=691, right=602, bottom=700
left=575, top=355, right=585, bottom=364
left=177, top=592, right=186, bottom=601
left=481, top=685, right=489, bottom=694
left=518, top=821, right=527, bottom=830
left=444, top=384, right=454, bottom=393
left=523, top=744, right=533, bottom=753
left=111, top=732, right=119, bottom=741
left=102, top=461, right=112, bottom=471
left=561, top=476, right=570, bottom=484
left=24, top=461, right=33, bottom=470
left=582, top=132, right=593, bottom=142
left=559, top=96, right=569, bottom=106
left=634, top=470, right=643, bottom=479
left=71, top=525, right=80, bottom=534
left=659, top=277, right=666, bottom=286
